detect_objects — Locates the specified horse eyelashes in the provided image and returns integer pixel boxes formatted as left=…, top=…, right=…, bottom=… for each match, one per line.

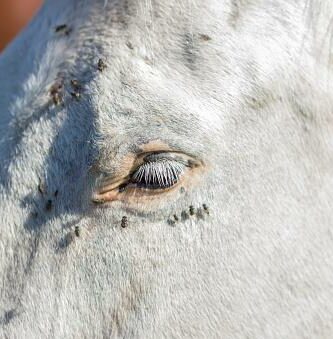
left=92, top=151, right=201, bottom=203
left=130, top=159, right=186, bottom=189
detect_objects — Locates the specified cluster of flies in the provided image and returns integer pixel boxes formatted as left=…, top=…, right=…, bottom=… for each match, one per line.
left=49, top=24, right=107, bottom=106
left=42, top=25, right=109, bottom=246
left=167, top=204, right=209, bottom=226
left=119, top=204, right=210, bottom=229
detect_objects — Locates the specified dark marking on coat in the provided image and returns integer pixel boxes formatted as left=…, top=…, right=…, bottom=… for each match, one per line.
left=98, top=58, right=107, bottom=72
left=50, top=81, right=63, bottom=105
left=54, top=190, right=59, bottom=197
left=189, top=205, right=195, bottom=216
left=74, top=226, right=80, bottom=237
left=45, top=199, right=52, bottom=211
left=54, top=24, right=72, bottom=35
left=168, top=213, right=180, bottom=226
left=199, top=34, right=212, bottom=41
left=70, top=91, right=80, bottom=99
left=121, top=216, right=128, bottom=228
left=126, top=41, right=134, bottom=50
left=0, top=309, right=17, bottom=325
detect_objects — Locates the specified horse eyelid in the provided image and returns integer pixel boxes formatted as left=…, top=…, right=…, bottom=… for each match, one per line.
left=129, top=159, right=187, bottom=189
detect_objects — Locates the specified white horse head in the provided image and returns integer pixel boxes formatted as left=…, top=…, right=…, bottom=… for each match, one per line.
left=0, top=0, right=333, bottom=337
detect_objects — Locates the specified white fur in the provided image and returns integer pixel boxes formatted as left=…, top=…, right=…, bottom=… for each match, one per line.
left=0, top=0, right=333, bottom=338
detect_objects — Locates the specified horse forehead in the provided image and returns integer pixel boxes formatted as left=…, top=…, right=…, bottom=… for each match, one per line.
left=1, top=0, right=305, bottom=109
left=2, top=2, right=236, bottom=154
left=0, top=0, right=322, bottom=170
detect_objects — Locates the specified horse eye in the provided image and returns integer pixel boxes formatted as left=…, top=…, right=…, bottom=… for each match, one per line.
left=92, top=152, right=201, bottom=204
left=130, top=157, right=187, bottom=190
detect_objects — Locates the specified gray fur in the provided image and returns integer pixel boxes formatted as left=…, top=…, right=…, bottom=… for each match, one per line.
left=0, top=0, right=333, bottom=338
